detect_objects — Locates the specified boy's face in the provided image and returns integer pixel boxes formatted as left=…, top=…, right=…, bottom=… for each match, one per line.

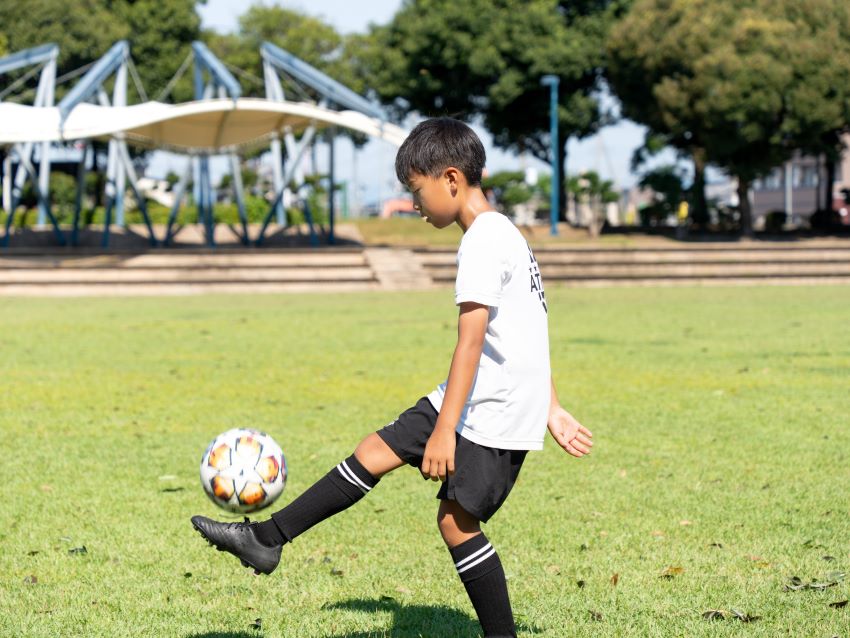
left=406, top=170, right=459, bottom=229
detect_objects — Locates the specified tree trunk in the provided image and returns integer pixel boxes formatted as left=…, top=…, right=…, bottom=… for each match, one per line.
left=592, top=195, right=607, bottom=237
left=94, top=142, right=105, bottom=209
left=690, top=148, right=709, bottom=228
left=737, top=176, right=753, bottom=237
left=824, top=154, right=836, bottom=213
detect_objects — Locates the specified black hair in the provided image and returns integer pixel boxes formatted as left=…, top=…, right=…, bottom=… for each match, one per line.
left=394, top=117, right=486, bottom=187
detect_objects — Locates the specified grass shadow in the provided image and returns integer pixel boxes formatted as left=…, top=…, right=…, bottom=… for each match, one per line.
left=187, top=633, right=261, bottom=638
left=321, top=597, right=543, bottom=637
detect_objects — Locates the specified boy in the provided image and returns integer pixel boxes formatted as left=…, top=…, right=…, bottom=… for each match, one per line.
left=191, top=117, right=593, bottom=638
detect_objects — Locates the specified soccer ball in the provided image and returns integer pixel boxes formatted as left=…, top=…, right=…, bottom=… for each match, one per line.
left=199, top=428, right=287, bottom=513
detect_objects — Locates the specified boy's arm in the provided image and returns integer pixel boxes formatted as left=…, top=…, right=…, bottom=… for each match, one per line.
left=548, top=377, right=594, bottom=457
left=421, top=301, right=488, bottom=481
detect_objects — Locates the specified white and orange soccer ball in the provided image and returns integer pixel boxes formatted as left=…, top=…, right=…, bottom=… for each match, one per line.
left=199, top=428, right=287, bottom=513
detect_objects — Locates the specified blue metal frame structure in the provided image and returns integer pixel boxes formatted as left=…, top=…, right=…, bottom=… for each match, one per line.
left=0, top=43, right=65, bottom=246
left=161, top=42, right=247, bottom=247
left=186, top=41, right=246, bottom=247
left=57, top=41, right=156, bottom=247
left=257, top=41, right=385, bottom=246
left=3, top=39, right=392, bottom=251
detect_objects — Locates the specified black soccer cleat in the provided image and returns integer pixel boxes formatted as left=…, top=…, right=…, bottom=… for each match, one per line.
left=191, top=515, right=282, bottom=575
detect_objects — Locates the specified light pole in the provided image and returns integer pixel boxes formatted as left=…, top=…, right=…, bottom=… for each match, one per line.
left=540, top=74, right=560, bottom=236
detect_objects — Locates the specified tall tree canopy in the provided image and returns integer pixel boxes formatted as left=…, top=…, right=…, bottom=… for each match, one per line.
left=607, top=0, right=850, bottom=233
left=0, top=0, right=200, bottom=103
left=205, top=5, right=363, bottom=100
left=349, top=0, right=624, bottom=216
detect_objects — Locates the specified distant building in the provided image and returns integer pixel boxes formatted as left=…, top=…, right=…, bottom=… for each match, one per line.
left=751, top=133, right=850, bottom=227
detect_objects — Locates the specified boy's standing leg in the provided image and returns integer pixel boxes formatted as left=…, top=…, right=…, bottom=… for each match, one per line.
left=191, top=433, right=404, bottom=574
left=438, top=499, right=517, bottom=638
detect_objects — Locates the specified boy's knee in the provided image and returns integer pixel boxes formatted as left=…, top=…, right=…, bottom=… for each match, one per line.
left=353, top=433, right=404, bottom=478
left=354, top=433, right=377, bottom=457
left=437, top=500, right=480, bottom=547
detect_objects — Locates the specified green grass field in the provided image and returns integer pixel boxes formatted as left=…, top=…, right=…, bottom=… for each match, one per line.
left=1, top=286, right=848, bottom=637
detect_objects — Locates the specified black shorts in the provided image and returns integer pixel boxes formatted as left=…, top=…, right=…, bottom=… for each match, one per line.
left=376, top=397, right=527, bottom=522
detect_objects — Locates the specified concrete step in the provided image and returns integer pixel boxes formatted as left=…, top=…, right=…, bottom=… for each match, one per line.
left=0, top=266, right=376, bottom=284
left=0, top=281, right=379, bottom=296
left=429, top=262, right=850, bottom=281
left=0, top=251, right=368, bottom=269
left=0, top=247, right=378, bottom=295
left=3, top=242, right=849, bottom=295
left=548, top=276, right=850, bottom=287
left=363, top=248, right=432, bottom=290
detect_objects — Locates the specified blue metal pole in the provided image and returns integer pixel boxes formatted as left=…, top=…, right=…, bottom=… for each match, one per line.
left=541, top=75, right=560, bottom=236
left=71, top=143, right=88, bottom=246
left=328, top=130, right=335, bottom=245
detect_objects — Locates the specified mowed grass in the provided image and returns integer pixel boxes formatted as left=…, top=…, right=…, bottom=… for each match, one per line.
left=1, top=286, right=848, bottom=638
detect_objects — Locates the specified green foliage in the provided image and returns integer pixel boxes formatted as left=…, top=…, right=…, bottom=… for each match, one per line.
left=0, top=0, right=125, bottom=103
left=164, top=171, right=180, bottom=189
left=0, top=0, right=199, bottom=104
left=638, top=165, right=686, bottom=222
left=114, top=0, right=200, bottom=102
left=350, top=0, right=623, bottom=213
left=763, top=210, right=787, bottom=233
left=607, top=0, right=850, bottom=231
left=483, top=171, right=535, bottom=211
left=482, top=171, right=526, bottom=192
left=501, top=183, right=535, bottom=208
left=203, top=6, right=369, bottom=149
left=48, top=172, right=77, bottom=222
left=567, top=170, right=618, bottom=205
left=566, top=170, right=619, bottom=233
left=210, top=196, right=269, bottom=224
left=204, top=6, right=357, bottom=99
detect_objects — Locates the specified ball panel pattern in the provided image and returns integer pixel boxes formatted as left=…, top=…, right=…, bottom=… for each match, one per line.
left=199, top=428, right=286, bottom=514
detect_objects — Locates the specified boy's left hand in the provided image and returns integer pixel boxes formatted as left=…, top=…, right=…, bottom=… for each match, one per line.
left=421, top=430, right=456, bottom=481
left=548, top=406, right=593, bottom=457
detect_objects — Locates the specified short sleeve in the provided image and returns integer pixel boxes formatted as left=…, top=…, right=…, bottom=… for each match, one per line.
left=454, top=224, right=509, bottom=307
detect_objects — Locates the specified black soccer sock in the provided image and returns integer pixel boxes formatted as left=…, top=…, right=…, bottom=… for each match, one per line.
left=450, top=533, right=517, bottom=638
left=258, top=454, right=379, bottom=545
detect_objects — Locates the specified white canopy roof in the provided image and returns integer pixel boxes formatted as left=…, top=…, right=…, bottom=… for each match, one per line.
left=0, top=98, right=407, bottom=152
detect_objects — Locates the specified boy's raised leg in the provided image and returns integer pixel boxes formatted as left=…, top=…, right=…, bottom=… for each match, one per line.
left=192, top=433, right=404, bottom=574
left=438, top=500, right=517, bottom=638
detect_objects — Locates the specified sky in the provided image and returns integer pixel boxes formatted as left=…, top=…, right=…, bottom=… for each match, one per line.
left=151, top=0, right=676, bottom=207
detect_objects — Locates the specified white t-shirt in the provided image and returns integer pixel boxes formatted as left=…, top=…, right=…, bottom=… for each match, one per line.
left=427, top=212, right=551, bottom=451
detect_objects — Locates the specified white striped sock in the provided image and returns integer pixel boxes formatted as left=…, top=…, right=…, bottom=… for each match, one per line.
left=336, top=461, right=371, bottom=494
left=455, top=542, right=493, bottom=571
left=456, top=547, right=496, bottom=574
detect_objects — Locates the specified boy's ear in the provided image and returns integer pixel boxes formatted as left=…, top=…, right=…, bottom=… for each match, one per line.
left=444, top=167, right=463, bottom=194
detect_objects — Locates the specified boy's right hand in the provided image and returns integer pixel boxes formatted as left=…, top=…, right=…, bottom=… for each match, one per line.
left=421, top=430, right=456, bottom=481
left=547, top=405, right=593, bottom=458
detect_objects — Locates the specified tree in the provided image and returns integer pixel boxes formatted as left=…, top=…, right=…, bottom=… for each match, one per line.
left=0, top=0, right=125, bottom=102
left=204, top=5, right=362, bottom=99
left=350, top=0, right=625, bottom=219
left=608, top=0, right=850, bottom=235
left=0, top=0, right=199, bottom=104
left=115, top=0, right=201, bottom=103
left=203, top=6, right=369, bottom=150
left=482, top=171, right=536, bottom=214
left=567, top=170, right=618, bottom=235
left=637, top=164, right=686, bottom=226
